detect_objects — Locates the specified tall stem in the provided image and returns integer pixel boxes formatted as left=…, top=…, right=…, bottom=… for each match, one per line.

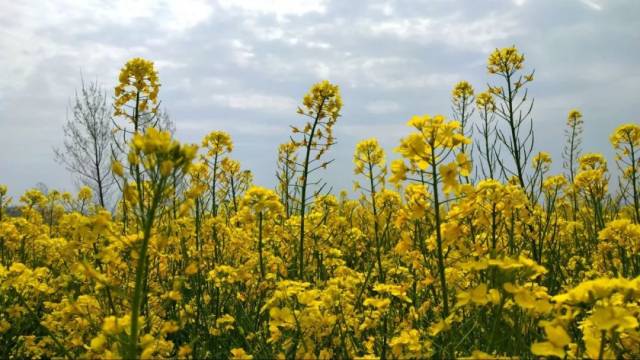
left=258, top=212, right=265, bottom=279
left=505, top=72, right=525, bottom=189
left=127, top=183, right=163, bottom=359
left=298, top=98, right=325, bottom=278
left=629, top=143, right=639, bottom=223
left=368, top=161, right=384, bottom=282
left=430, top=148, right=449, bottom=317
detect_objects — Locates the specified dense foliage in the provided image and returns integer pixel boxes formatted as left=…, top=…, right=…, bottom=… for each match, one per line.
left=1, top=47, right=639, bottom=359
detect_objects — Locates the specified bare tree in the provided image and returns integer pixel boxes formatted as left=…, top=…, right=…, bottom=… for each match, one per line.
left=54, top=77, right=113, bottom=208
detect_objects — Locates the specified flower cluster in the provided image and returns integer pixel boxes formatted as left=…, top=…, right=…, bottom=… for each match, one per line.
left=113, top=58, right=160, bottom=119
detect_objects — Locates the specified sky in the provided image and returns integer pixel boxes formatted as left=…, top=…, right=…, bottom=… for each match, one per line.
left=1, top=0, right=639, bottom=200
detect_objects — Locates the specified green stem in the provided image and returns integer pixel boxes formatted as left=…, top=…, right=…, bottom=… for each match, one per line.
left=367, top=160, right=383, bottom=282
left=127, top=180, right=163, bottom=359
left=430, top=147, right=449, bottom=317
left=298, top=98, right=326, bottom=278
left=598, top=330, right=606, bottom=360
left=258, top=212, right=265, bottom=279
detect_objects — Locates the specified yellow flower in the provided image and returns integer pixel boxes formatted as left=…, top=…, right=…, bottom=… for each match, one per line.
left=429, top=318, right=451, bottom=336
left=531, top=324, right=571, bottom=358
left=230, top=348, right=253, bottom=359
left=163, top=290, right=182, bottom=302
left=404, top=183, right=430, bottom=219
left=161, top=321, right=180, bottom=334
left=239, top=186, right=284, bottom=218
left=567, top=109, right=583, bottom=127
left=216, top=314, right=236, bottom=331
left=578, top=153, right=607, bottom=171
left=178, top=345, right=192, bottom=358
left=487, top=46, right=525, bottom=74
left=610, top=123, right=640, bottom=149
left=102, top=315, right=133, bottom=335
left=514, top=290, right=536, bottom=309
left=111, top=160, right=125, bottom=177
left=0, top=319, right=11, bottom=333
left=396, top=133, right=428, bottom=161
left=390, top=159, right=408, bottom=183
left=159, top=160, right=174, bottom=176
left=598, top=219, right=640, bottom=248
left=202, top=131, right=233, bottom=156
left=389, top=329, right=428, bottom=358
left=456, top=152, right=472, bottom=177
left=124, top=183, right=138, bottom=204
left=532, top=151, right=552, bottom=170
left=589, top=305, right=638, bottom=331
left=440, top=162, right=459, bottom=194
left=185, top=262, right=198, bottom=276
left=353, top=138, right=385, bottom=175
left=89, top=334, right=107, bottom=352
left=129, top=128, right=197, bottom=176
left=9, top=262, right=27, bottom=274
left=452, top=81, right=474, bottom=101
left=374, top=283, right=412, bottom=302
left=552, top=277, right=640, bottom=305
left=475, top=91, right=496, bottom=111
left=77, top=186, right=92, bottom=201
left=300, top=80, right=343, bottom=123
left=363, top=297, right=391, bottom=309
left=542, top=175, right=567, bottom=191
left=470, top=283, right=489, bottom=305
left=114, top=57, right=160, bottom=118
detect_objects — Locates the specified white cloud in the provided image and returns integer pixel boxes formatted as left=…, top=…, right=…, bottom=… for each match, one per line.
left=210, top=93, right=297, bottom=112
left=4, top=0, right=212, bottom=31
left=351, top=57, right=460, bottom=89
left=338, top=124, right=407, bottom=143
left=365, top=13, right=519, bottom=51
left=154, top=59, right=187, bottom=71
left=313, top=62, right=331, bottom=79
left=376, top=73, right=461, bottom=89
left=230, top=39, right=255, bottom=66
left=164, top=0, right=214, bottom=31
left=369, top=2, right=394, bottom=16
left=178, top=119, right=286, bottom=137
left=217, top=0, right=327, bottom=17
left=580, top=0, right=603, bottom=11
left=365, top=101, right=401, bottom=114
left=0, top=0, right=212, bottom=92
left=306, top=41, right=332, bottom=49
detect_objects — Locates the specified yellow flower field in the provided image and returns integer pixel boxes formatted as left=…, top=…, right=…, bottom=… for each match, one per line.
left=0, top=47, right=639, bottom=359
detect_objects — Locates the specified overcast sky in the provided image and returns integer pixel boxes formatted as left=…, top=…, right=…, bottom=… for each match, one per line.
left=1, top=0, right=638, bottom=199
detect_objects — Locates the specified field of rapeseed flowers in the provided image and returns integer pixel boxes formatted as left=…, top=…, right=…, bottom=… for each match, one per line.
left=1, top=46, right=639, bottom=359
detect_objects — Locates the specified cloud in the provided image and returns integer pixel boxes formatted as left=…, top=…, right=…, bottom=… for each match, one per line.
left=364, top=12, right=520, bottom=51
left=217, top=0, right=327, bottom=17
left=369, top=2, right=394, bottom=16
left=177, top=119, right=287, bottom=137
left=313, top=62, right=331, bottom=79
left=164, top=0, right=214, bottom=31
left=210, top=93, right=297, bottom=112
left=365, top=101, right=401, bottom=115
left=580, top=0, right=604, bottom=11
left=0, top=0, right=212, bottom=92
left=1, top=0, right=639, bottom=196
left=230, top=39, right=256, bottom=66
